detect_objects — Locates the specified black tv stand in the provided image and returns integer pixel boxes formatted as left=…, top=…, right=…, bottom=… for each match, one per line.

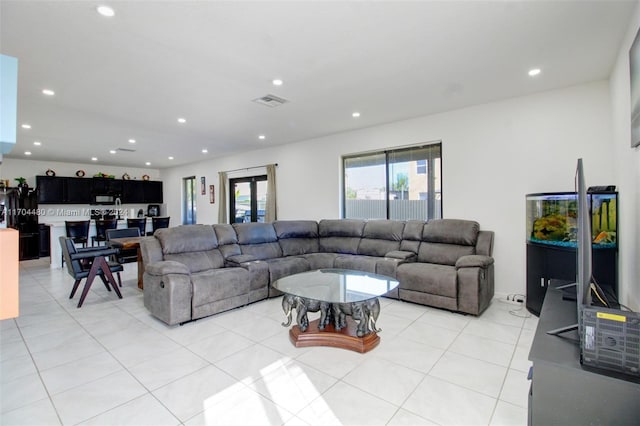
left=526, top=243, right=617, bottom=316
left=528, top=289, right=640, bottom=425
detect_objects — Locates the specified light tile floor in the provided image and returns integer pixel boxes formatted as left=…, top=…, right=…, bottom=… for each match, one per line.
left=1, top=258, right=537, bottom=425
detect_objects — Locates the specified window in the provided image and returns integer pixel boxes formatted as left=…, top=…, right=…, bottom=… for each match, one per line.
left=230, top=175, right=267, bottom=223
left=343, top=143, right=442, bottom=220
left=182, top=176, right=196, bottom=224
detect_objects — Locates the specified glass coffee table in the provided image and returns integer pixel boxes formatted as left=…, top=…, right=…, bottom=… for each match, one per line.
left=272, top=268, right=399, bottom=353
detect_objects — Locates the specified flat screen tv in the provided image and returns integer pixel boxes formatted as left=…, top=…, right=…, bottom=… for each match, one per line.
left=547, top=158, right=592, bottom=336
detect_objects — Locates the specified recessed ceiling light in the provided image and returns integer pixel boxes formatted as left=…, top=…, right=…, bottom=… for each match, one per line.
left=33, top=141, right=41, bottom=146
left=128, top=138, right=136, bottom=144
left=42, top=89, right=55, bottom=96
left=21, top=123, right=31, bottom=129
left=272, top=79, right=283, bottom=86
left=258, top=135, right=266, bottom=140
left=145, top=162, right=151, bottom=166
left=91, top=157, right=98, bottom=161
left=352, top=112, right=361, bottom=118
left=24, top=151, right=32, bottom=156
left=96, top=5, right=115, bottom=17
left=528, top=68, right=541, bottom=77
left=168, top=156, right=174, bottom=160
left=177, top=117, right=186, bottom=124
left=109, top=150, right=116, bottom=154
left=202, top=149, right=208, bottom=154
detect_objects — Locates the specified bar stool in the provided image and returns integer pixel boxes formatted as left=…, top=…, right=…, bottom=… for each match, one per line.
left=148, top=216, right=170, bottom=235
left=127, top=218, right=147, bottom=237
left=63, top=220, right=90, bottom=266
left=92, top=218, right=118, bottom=246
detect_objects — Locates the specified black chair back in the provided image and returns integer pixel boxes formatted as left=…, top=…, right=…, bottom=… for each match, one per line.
left=93, top=219, right=118, bottom=245
left=107, top=227, right=140, bottom=239
left=127, top=218, right=147, bottom=236
left=60, top=236, right=81, bottom=277
left=151, top=217, right=170, bottom=232
left=65, top=220, right=90, bottom=245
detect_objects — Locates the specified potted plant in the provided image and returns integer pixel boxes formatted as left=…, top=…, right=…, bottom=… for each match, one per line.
left=15, top=177, right=28, bottom=188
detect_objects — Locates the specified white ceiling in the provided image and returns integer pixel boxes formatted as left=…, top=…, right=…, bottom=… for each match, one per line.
left=0, top=0, right=635, bottom=169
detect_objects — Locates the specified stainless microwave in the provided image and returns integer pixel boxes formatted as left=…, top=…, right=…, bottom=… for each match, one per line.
left=91, top=194, right=118, bottom=205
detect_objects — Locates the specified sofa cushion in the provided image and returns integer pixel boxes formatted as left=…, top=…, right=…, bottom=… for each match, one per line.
left=273, top=220, right=319, bottom=238
left=234, top=222, right=283, bottom=260
left=191, top=268, right=250, bottom=308
left=240, top=242, right=283, bottom=260
left=456, top=255, right=494, bottom=269
left=266, top=257, right=311, bottom=283
left=363, top=220, right=405, bottom=241
left=334, top=254, right=378, bottom=273
left=358, top=220, right=404, bottom=257
left=318, top=219, right=365, bottom=254
left=397, top=263, right=457, bottom=298
left=423, top=219, right=479, bottom=246
left=400, top=220, right=425, bottom=253
left=213, top=224, right=238, bottom=245
left=301, top=253, right=339, bottom=270
left=164, top=250, right=225, bottom=273
left=234, top=222, right=278, bottom=244
left=319, top=219, right=365, bottom=237
left=156, top=225, right=218, bottom=254
left=274, top=220, right=320, bottom=256
left=418, top=243, right=475, bottom=266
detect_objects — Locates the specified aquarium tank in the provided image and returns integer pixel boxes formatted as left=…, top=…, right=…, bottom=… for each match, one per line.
left=526, top=192, right=617, bottom=249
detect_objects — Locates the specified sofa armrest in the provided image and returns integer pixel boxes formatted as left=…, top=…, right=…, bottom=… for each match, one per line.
left=226, top=254, right=258, bottom=267
left=385, top=250, right=417, bottom=262
left=455, top=255, right=494, bottom=269
left=145, top=260, right=190, bottom=276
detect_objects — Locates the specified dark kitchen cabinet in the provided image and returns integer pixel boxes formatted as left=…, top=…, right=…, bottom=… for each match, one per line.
left=36, top=176, right=64, bottom=204
left=122, top=180, right=163, bottom=203
left=64, top=177, right=92, bottom=203
left=36, top=175, right=161, bottom=204
left=143, top=181, right=163, bottom=203
left=37, top=176, right=92, bottom=204
left=122, top=180, right=144, bottom=203
left=39, top=224, right=50, bottom=257
left=92, top=178, right=123, bottom=195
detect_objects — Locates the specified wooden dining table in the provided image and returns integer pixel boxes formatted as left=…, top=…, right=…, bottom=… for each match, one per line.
left=108, top=236, right=145, bottom=289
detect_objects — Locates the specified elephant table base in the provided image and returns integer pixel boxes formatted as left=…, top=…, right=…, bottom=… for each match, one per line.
left=272, top=268, right=399, bottom=354
left=288, top=316, right=379, bottom=353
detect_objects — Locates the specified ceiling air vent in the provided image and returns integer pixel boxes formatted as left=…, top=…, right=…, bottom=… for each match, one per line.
left=117, top=147, right=136, bottom=152
left=252, top=94, right=289, bottom=108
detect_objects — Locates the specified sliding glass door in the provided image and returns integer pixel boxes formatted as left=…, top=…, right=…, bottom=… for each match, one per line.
left=230, top=175, right=267, bottom=223
left=182, top=176, right=196, bottom=224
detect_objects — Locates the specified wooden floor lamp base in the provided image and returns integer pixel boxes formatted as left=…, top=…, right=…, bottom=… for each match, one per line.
left=289, top=317, right=379, bottom=353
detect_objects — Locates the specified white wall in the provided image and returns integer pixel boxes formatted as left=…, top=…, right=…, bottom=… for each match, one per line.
left=162, top=81, right=616, bottom=299
left=609, top=1, right=640, bottom=311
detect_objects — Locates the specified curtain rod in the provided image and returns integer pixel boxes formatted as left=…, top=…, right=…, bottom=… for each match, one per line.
left=224, top=163, right=278, bottom=174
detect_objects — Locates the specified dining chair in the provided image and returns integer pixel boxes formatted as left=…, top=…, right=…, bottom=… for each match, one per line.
left=59, top=236, right=123, bottom=308
left=106, top=227, right=140, bottom=265
left=126, top=218, right=147, bottom=237
left=63, top=220, right=90, bottom=266
left=148, top=216, right=170, bottom=235
left=92, top=218, right=118, bottom=247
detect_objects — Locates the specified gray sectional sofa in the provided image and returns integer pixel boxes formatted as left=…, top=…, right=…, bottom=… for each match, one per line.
left=139, top=219, right=494, bottom=325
